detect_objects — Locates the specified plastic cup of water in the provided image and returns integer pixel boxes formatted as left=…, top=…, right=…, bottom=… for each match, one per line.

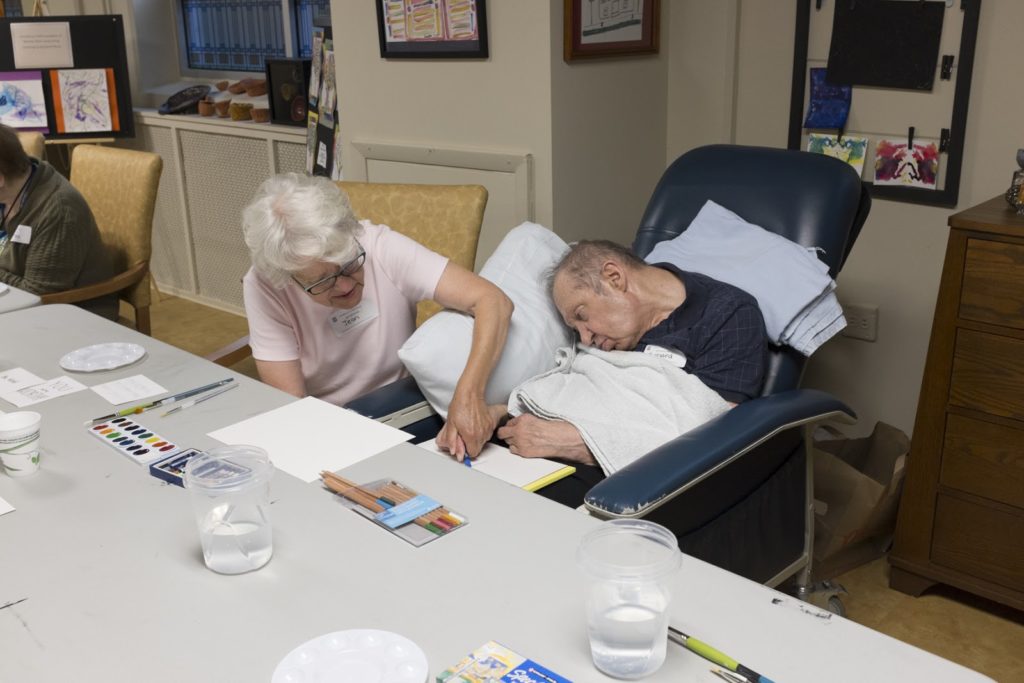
left=183, top=445, right=274, bottom=574
left=0, top=411, right=42, bottom=478
left=577, top=519, right=682, bottom=679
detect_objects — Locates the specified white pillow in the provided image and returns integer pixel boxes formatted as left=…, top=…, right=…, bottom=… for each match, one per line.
left=398, top=222, right=572, bottom=416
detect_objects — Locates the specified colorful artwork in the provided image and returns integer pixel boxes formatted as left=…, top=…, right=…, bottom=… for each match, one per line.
left=874, top=138, right=939, bottom=189
left=50, top=68, right=119, bottom=134
left=308, top=27, right=324, bottom=106
left=0, top=71, right=48, bottom=132
left=804, top=68, right=852, bottom=130
left=807, top=133, right=868, bottom=175
left=381, top=0, right=479, bottom=42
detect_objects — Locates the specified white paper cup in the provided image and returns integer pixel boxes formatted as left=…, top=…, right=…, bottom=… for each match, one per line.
left=0, top=411, right=42, bottom=478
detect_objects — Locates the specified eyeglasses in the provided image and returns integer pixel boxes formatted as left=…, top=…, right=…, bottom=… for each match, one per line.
left=293, top=245, right=366, bottom=295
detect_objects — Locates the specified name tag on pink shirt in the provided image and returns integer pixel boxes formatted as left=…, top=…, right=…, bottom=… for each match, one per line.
left=328, top=298, right=379, bottom=337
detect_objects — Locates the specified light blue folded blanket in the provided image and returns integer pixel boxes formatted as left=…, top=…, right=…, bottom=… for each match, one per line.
left=645, top=199, right=846, bottom=356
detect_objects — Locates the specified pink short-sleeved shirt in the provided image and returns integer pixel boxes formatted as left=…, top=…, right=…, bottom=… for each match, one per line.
left=243, top=221, right=449, bottom=406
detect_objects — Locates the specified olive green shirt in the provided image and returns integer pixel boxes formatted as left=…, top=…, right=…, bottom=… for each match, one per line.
left=0, top=160, right=116, bottom=319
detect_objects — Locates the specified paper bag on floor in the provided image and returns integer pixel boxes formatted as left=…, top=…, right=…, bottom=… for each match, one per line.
left=812, top=421, right=909, bottom=579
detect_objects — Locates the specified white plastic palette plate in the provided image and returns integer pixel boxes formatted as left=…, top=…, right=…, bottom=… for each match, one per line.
left=59, top=342, right=146, bottom=373
left=0, top=283, right=8, bottom=294
left=272, top=629, right=428, bottom=683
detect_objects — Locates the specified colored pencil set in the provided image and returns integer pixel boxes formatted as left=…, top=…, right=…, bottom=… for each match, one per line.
left=320, top=470, right=467, bottom=538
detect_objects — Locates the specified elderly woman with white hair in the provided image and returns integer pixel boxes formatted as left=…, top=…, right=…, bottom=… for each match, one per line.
left=241, top=173, right=513, bottom=460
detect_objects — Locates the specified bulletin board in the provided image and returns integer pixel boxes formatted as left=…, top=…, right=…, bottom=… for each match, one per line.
left=0, top=15, right=134, bottom=141
left=787, top=0, right=980, bottom=207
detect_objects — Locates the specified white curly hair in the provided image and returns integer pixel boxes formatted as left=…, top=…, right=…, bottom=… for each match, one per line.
left=241, top=173, right=363, bottom=288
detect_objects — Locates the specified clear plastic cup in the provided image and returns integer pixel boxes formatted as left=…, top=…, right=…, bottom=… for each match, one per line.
left=0, top=411, right=42, bottom=478
left=577, top=519, right=682, bottom=679
left=183, top=445, right=273, bottom=574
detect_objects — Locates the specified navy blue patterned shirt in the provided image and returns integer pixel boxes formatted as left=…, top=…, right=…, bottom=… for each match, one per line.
left=637, top=265, right=767, bottom=402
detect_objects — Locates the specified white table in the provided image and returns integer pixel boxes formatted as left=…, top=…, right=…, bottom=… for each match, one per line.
left=0, top=305, right=993, bottom=683
left=0, top=282, right=41, bottom=313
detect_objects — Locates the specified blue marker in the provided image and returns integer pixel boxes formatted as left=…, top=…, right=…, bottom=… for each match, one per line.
left=463, top=454, right=472, bottom=468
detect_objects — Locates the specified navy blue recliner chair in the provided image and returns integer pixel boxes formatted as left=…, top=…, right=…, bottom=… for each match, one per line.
left=583, top=144, right=870, bottom=591
left=349, top=144, right=871, bottom=594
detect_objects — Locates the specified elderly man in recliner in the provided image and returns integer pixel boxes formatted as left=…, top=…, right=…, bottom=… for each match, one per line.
left=495, top=239, right=768, bottom=507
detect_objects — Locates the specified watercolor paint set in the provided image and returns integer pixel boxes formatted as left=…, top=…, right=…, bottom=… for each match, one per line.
left=86, top=417, right=182, bottom=466
left=148, top=448, right=207, bottom=487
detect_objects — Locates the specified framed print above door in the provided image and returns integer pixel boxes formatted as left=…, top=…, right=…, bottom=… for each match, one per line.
left=564, top=0, right=660, bottom=61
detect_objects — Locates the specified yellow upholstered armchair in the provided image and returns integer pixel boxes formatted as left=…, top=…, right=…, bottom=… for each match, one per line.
left=207, top=181, right=488, bottom=367
left=39, top=145, right=163, bottom=334
left=16, top=132, right=45, bottom=159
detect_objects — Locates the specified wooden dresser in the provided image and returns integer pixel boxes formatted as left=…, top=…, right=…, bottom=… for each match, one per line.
left=889, top=196, right=1024, bottom=611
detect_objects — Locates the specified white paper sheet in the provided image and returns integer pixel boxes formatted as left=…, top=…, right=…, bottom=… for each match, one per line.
left=10, top=22, right=74, bottom=69
left=207, top=396, right=413, bottom=483
left=419, top=438, right=574, bottom=491
left=0, top=368, right=45, bottom=393
left=0, top=375, right=87, bottom=407
left=90, top=374, right=167, bottom=406
left=0, top=495, right=13, bottom=516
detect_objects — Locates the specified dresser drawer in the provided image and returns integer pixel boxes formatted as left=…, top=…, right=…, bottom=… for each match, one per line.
left=950, top=329, right=1024, bottom=421
left=960, top=238, right=1024, bottom=330
left=932, top=494, right=1024, bottom=591
left=941, top=414, right=1024, bottom=508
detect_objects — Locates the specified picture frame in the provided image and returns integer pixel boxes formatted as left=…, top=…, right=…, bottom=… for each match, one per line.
left=375, top=0, right=488, bottom=59
left=563, top=0, right=660, bottom=62
left=265, top=58, right=311, bottom=127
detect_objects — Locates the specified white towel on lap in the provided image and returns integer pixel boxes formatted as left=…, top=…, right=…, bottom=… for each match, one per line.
left=507, top=345, right=730, bottom=475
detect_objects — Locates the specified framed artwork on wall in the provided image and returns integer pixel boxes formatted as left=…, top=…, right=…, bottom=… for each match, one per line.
left=375, top=0, right=488, bottom=59
left=563, top=0, right=660, bottom=61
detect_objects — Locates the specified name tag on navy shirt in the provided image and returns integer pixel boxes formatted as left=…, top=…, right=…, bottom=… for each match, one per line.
left=643, top=344, right=687, bottom=368
left=327, top=297, right=379, bottom=337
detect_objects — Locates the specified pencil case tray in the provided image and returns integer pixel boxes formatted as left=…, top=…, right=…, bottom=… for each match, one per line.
left=333, top=478, right=468, bottom=547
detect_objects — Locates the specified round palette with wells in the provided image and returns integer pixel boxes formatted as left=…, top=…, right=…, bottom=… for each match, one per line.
left=272, top=629, right=428, bottom=683
left=60, top=342, right=146, bottom=372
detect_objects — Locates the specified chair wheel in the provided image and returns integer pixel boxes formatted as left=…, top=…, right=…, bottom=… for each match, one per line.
left=827, top=596, right=846, bottom=617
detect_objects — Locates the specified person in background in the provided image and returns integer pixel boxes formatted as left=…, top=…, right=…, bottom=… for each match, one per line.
left=496, top=239, right=767, bottom=506
left=241, top=173, right=513, bottom=460
left=0, top=124, right=116, bottom=319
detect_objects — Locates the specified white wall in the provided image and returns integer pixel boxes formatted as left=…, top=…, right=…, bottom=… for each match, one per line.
left=667, top=0, right=1024, bottom=436
left=550, top=1, right=669, bottom=245
left=665, top=0, right=738, bottom=155
left=332, top=1, right=554, bottom=230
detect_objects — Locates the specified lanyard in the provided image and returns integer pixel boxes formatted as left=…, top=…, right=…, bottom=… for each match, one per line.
left=0, top=160, right=38, bottom=244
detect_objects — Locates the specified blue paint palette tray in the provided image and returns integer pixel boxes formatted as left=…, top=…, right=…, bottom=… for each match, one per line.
left=149, top=448, right=206, bottom=487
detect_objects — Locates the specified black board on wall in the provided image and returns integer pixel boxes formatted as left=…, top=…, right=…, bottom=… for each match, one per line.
left=0, top=15, right=134, bottom=140
left=788, top=0, right=980, bottom=208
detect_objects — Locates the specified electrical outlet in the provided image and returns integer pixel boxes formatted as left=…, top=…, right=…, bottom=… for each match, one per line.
left=842, top=303, right=878, bottom=342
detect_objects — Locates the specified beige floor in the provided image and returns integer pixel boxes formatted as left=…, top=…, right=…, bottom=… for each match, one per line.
left=141, top=292, right=1024, bottom=683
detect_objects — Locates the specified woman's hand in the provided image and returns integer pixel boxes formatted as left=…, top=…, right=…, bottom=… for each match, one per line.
left=432, top=261, right=513, bottom=458
left=437, top=401, right=506, bottom=461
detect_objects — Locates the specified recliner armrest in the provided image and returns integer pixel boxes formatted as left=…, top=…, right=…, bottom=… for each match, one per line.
left=584, top=389, right=855, bottom=517
left=345, top=375, right=438, bottom=431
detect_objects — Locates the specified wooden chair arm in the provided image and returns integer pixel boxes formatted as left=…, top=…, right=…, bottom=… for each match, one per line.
left=205, top=335, right=253, bottom=367
left=39, top=262, right=149, bottom=305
